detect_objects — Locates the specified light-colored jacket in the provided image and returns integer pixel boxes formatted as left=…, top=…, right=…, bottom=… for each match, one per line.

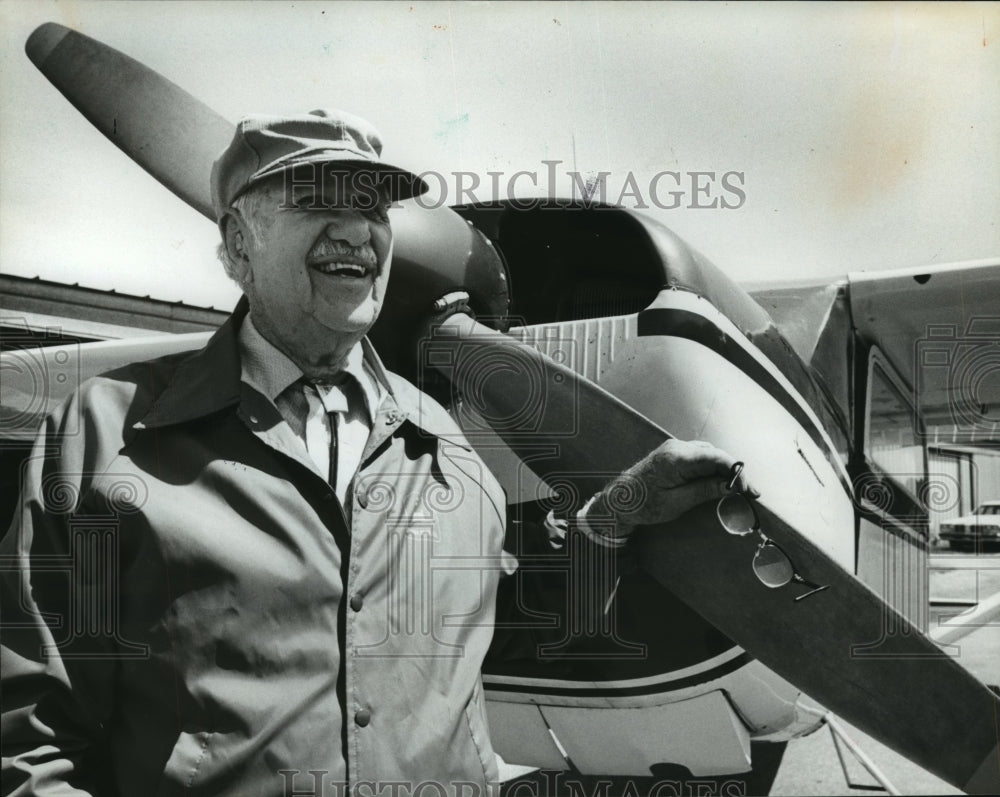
left=1, top=307, right=507, bottom=797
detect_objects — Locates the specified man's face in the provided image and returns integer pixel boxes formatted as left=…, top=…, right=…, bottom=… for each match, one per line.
left=238, top=172, right=394, bottom=356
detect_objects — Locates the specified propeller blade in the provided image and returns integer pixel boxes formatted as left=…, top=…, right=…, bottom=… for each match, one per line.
left=642, top=502, right=1000, bottom=795
left=23, top=22, right=512, bottom=341
left=426, top=311, right=1000, bottom=795
left=423, top=311, right=670, bottom=499
left=26, top=22, right=232, bottom=220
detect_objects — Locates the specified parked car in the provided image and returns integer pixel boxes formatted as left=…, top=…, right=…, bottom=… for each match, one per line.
left=939, top=500, right=1000, bottom=551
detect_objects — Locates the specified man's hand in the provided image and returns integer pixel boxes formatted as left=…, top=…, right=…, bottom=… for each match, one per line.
left=583, top=439, right=758, bottom=538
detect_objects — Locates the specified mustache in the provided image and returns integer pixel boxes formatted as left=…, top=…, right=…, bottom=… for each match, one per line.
left=306, top=241, right=378, bottom=269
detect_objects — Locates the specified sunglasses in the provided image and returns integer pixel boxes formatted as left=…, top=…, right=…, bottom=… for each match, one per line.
left=717, top=463, right=830, bottom=602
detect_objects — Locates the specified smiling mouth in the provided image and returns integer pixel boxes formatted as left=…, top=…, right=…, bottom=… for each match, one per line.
left=310, top=261, right=373, bottom=278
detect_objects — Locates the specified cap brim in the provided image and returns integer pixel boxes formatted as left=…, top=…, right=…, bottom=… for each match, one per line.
left=251, top=154, right=428, bottom=202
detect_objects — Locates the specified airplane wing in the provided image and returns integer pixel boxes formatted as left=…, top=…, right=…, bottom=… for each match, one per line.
left=750, top=260, right=1000, bottom=446
left=848, top=260, right=1000, bottom=443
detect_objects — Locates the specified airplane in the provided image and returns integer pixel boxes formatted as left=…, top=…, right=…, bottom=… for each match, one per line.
left=2, top=22, right=999, bottom=796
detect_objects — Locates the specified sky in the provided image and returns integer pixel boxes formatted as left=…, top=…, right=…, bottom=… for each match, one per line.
left=0, top=0, right=997, bottom=311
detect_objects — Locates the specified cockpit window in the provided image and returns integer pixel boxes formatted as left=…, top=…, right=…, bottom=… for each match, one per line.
left=867, top=359, right=924, bottom=500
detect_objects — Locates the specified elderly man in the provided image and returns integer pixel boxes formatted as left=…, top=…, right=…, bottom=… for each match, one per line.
left=1, top=110, right=748, bottom=797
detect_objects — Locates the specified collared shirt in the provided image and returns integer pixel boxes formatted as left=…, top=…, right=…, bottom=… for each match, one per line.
left=238, top=316, right=387, bottom=504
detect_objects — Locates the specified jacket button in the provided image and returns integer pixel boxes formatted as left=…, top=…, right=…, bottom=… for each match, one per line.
left=350, top=593, right=364, bottom=612
left=354, top=708, right=371, bottom=727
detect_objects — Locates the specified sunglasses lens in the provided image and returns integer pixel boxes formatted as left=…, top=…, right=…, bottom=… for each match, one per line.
left=717, top=493, right=756, bottom=536
left=753, top=542, right=795, bottom=588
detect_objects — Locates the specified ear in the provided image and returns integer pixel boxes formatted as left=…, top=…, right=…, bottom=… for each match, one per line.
left=220, top=212, right=252, bottom=284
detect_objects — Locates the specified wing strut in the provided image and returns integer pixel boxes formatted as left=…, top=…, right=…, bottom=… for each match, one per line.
left=822, top=713, right=901, bottom=795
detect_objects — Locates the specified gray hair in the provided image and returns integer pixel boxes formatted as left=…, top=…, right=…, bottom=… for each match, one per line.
left=215, top=184, right=278, bottom=286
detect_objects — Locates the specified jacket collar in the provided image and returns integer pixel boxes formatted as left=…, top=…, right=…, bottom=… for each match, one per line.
left=134, top=297, right=471, bottom=450
left=133, top=298, right=248, bottom=430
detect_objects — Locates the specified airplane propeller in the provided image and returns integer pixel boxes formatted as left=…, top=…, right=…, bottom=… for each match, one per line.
left=25, top=23, right=232, bottom=221
left=24, top=22, right=1000, bottom=794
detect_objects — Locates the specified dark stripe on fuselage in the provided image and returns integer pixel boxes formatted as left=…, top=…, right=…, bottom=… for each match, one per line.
left=483, top=651, right=753, bottom=699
